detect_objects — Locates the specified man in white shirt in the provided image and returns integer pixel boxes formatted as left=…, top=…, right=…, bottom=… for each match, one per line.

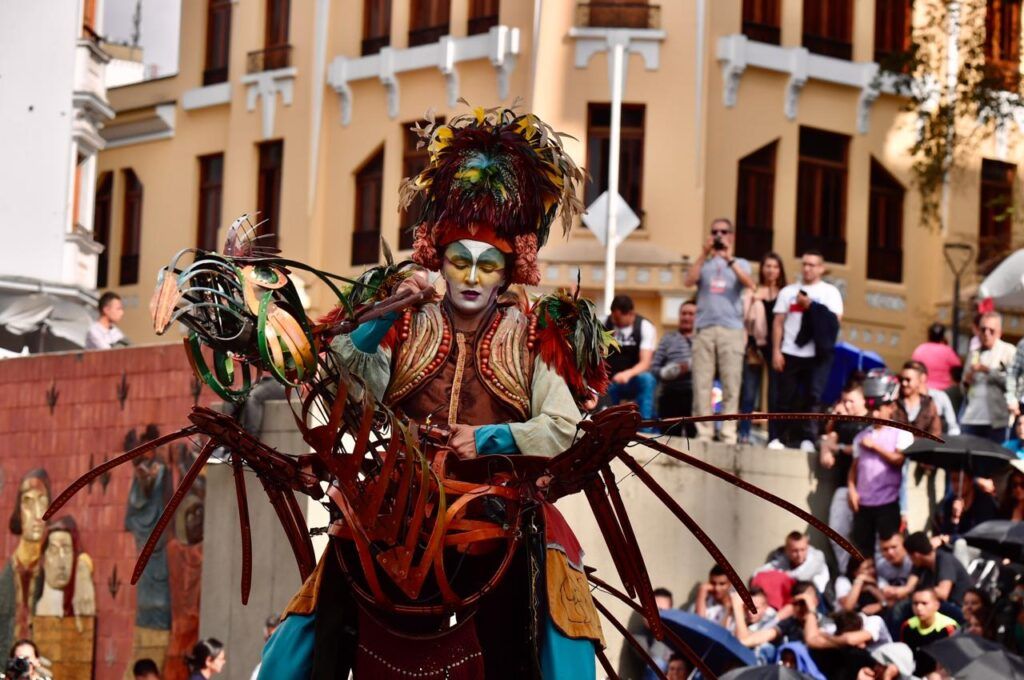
left=85, top=291, right=128, bottom=349
left=604, top=295, right=658, bottom=420
left=771, top=250, right=843, bottom=450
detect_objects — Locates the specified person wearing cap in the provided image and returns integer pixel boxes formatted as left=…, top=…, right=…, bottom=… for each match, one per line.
left=848, top=371, right=914, bottom=558
left=259, top=106, right=609, bottom=680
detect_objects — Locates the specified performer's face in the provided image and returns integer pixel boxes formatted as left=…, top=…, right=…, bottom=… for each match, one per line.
left=43, top=530, right=74, bottom=589
left=442, top=240, right=506, bottom=316
left=19, top=482, right=49, bottom=542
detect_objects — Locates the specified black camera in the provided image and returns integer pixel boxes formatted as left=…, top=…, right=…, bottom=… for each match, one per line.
left=712, top=238, right=726, bottom=251
left=2, top=656, right=31, bottom=680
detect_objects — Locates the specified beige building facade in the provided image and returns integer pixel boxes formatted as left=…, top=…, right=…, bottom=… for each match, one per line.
left=96, top=0, right=1024, bottom=365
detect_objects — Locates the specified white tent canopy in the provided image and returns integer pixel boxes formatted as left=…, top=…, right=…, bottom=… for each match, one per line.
left=978, top=249, right=1024, bottom=310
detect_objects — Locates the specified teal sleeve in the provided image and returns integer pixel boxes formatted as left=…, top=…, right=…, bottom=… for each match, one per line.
left=258, top=613, right=315, bottom=680
left=349, top=311, right=397, bottom=353
left=475, top=424, right=519, bottom=455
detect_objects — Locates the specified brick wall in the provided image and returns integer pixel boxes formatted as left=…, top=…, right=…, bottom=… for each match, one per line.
left=0, top=344, right=214, bottom=680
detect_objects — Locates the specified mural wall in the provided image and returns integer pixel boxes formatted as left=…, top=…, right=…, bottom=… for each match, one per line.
left=0, top=345, right=213, bottom=679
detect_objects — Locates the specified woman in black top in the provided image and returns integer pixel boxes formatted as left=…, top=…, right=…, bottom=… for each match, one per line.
left=739, top=252, right=787, bottom=443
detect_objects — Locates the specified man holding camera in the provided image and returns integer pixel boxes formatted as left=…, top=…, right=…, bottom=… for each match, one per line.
left=684, top=219, right=754, bottom=444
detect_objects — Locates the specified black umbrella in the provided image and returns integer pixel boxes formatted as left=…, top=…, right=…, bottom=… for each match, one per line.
left=904, top=435, right=1015, bottom=477
left=922, top=634, right=1024, bottom=679
left=720, top=666, right=814, bottom=679
left=964, top=520, right=1024, bottom=561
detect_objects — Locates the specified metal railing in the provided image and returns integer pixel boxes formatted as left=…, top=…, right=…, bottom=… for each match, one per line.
left=742, top=21, right=780, bottom=45
left=408, top=24, right=449, bottom=47
left=802, top=34, right=852, bottom=61
left=246, top=44, right=292, bottom=74
left=575, top=3, right=661, bottom=30
left=468, top=14, right=498, bottom=35
left=361, top=34, right=390, bottom=56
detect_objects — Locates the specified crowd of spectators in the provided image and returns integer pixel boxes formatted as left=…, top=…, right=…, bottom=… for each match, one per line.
left=607, top=221, right=1024, bottom=677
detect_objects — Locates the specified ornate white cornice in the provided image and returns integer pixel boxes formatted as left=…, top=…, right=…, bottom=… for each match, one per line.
left=327, top=25, right=520, bottom=126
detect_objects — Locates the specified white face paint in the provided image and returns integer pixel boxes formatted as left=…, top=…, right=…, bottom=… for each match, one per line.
left=442, top=239, right=507, bottom=317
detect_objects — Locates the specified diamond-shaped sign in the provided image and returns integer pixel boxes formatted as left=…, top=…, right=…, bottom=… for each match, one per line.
left=581, top=191, right=640, bottom=247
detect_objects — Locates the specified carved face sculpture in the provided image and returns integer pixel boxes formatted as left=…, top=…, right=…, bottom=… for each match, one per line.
left=441, top=240, right=507, bottom=317
left=19, top=480, right=50, bottom=543
left=42, top=530, right=74, bottom=589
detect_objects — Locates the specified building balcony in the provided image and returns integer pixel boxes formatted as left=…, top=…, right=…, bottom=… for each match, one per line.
left=575, top=3, right=661, bottom=30
left=74, top=37, right=112, bottom=107
left=247, top=44, right=292, bottom=74
left=742, top=21, right=780, bottom=46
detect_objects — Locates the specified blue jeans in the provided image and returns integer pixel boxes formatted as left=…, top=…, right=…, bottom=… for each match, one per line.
left=739, top=347, right=779, bottom=440
left=608, top=372, right=657, bottom=420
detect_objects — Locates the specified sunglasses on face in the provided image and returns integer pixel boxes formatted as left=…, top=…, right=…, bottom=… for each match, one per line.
left=711, top=229, right=730, bottom=236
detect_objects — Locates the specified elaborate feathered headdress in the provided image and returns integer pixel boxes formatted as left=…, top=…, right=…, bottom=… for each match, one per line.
left=399, top=102, right=585, bottom=285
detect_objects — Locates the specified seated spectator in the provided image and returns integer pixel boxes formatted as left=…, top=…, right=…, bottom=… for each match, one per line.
left=931, top=469, right=998, bottom=541
left=650, top=300, right=696, bottom=437
left=811, top=610, right=891, bottom=680
left=1004, top=416, right=1024, bottom=457
left=893, top=361, right=943, bottom=438
left=836, top=558, right=886, bottom=615
left=999, top=465, right=1024, bottom=520
left=133, top=658, right=161, bottom=680
left=693, top=565, right=733, bottom=628
left=911, top=323, right=962, bottom=392
left=729, top=587, right=779, bottom=660
left=779, top=642, right=827, bottom=680
left=899, top=588, right=959, bottom=675
left=961, top=587, right=992, bottom=634
left=665, top=655, right=690, bottom=680
left=856, top=642, right=917, bottom=680
left=756, top=531, right=831, bottom=595
left=819, top=381, right=868, bottom=575
left=605, top=295, right=658, bottom=420
left=904, top=532, right=970, bottom=607
left=877, top=532, right=914, bottom=604
left=849, top=371, right=912, bottom=558
left=618, top=587, right=674, bottom=679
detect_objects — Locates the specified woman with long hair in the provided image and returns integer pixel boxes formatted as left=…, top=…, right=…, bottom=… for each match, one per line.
left=739, top=252, right=787, bottom=444
left=186, top=638, right=226, bottom=679
left=1000, top=467, right=1024, bottom=520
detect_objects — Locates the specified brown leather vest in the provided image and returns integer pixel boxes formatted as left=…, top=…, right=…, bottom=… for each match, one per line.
left=385, top=302, right=533, bottom=426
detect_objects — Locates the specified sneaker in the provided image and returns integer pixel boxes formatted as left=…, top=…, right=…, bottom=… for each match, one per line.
left=767, top=439, right=785, bottom=450
left=800, top=439, right=816, bottom=453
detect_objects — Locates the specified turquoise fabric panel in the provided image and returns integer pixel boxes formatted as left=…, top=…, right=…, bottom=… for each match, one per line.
left=257, top=613, right=316, bottom=680
left=475, top=424, right=518, bottom=454
left=539, top=615, right=597, bottom=679
left=350, top=311, right=398, bottom=353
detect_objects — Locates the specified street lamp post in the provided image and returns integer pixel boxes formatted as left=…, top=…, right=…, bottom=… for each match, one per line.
left=942, top=242, right=974, bottom=353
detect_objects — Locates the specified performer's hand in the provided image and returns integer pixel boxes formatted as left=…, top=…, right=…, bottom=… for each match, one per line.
left=396, top=269, right=437, bottom=303
left=448, top=424, right=479, bottom=460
